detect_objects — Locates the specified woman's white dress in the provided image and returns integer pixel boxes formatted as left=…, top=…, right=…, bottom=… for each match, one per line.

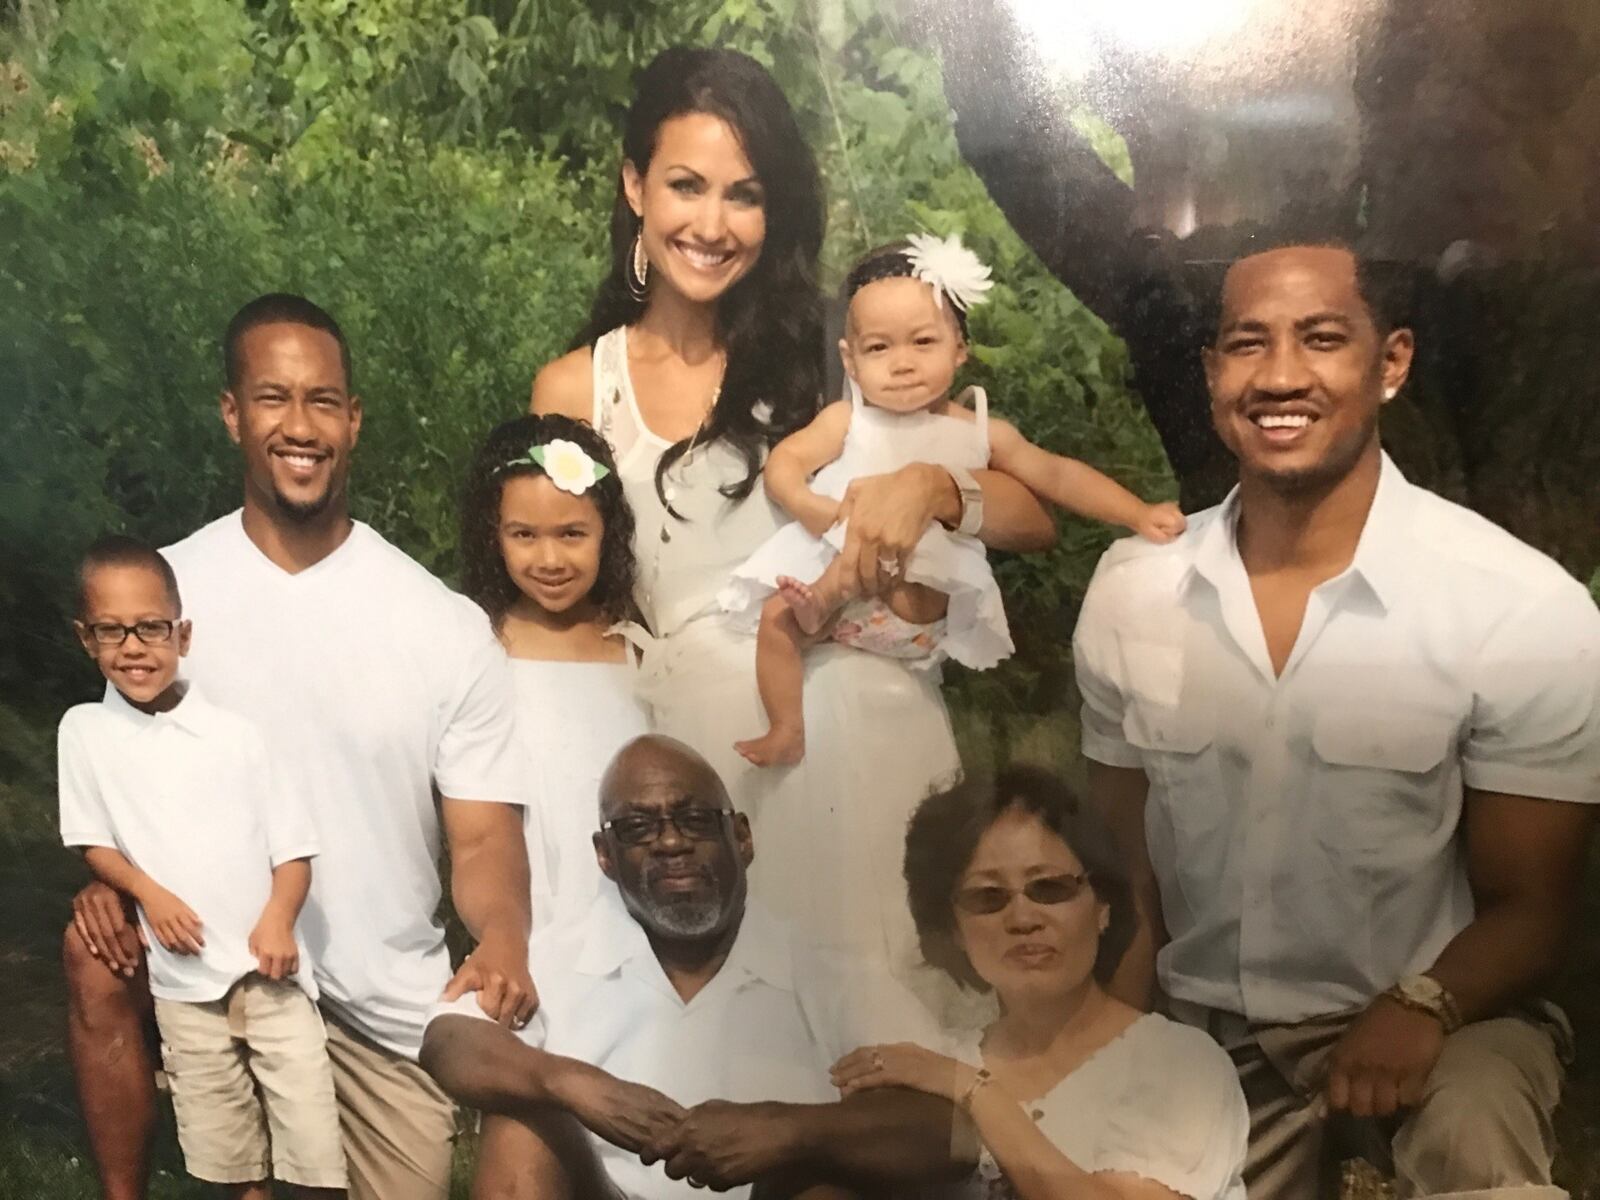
left=589, top=327, right=964, bottom=985
left=510, top=658, right=650, bottom=932
left=721, top=382, right=1012, bottom=670
left=952, top=1014, right=1249, bottom=1200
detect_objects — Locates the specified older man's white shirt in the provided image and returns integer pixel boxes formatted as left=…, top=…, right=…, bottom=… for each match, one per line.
left=1072, top=455, right=1600, bottom=1025
left=431, top=887, right=937, bottom=1200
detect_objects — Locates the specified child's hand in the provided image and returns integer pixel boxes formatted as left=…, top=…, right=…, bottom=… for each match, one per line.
left=249, top=912, right=299, bottom=980
left=143, top=889, right=204, bottom=955
left=1136, top=502, right=1187, bottom=544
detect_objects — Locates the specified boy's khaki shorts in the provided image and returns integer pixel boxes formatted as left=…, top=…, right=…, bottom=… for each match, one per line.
left=154, top=975, right=346, bottom=1189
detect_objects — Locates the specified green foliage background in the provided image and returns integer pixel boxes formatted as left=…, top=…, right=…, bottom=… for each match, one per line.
left=1, top=0, right=1170, bottom=842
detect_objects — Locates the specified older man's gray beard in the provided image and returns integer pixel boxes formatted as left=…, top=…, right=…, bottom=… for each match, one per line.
left=624, top=871, right=735, bottom=939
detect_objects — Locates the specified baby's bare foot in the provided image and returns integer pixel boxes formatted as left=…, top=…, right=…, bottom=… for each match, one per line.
left=777, top=575, right=829, bottom=637
left=735, top=726, right=806, bottom=767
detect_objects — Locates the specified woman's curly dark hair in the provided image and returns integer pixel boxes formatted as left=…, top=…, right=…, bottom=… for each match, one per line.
left=903, top=765, right=1136, bottom=992
left=570, top=46, right=826, bottom=516
left=459, top=414, right=636, bottom=631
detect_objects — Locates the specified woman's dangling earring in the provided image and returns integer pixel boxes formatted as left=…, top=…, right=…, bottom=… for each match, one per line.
left=627, top=232, right=650, bottom=302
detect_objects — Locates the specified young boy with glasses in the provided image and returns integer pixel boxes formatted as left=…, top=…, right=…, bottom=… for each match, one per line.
left=57, top=534, right=346, bottom=1198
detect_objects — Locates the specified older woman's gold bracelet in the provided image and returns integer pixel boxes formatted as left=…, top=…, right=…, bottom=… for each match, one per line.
left=958, top=1067, right=992, bottom=1111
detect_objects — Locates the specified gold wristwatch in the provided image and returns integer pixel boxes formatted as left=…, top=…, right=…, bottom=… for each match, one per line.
left=1384, top=974, right=1463, bottom=1034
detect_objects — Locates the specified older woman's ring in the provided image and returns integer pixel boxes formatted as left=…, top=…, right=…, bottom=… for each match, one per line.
left=688, top=1178, right=707, bottom=1190
left=878, top=555, right=901, bottom=576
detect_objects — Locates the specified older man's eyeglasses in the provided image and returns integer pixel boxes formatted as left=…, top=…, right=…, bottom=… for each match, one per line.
left=601, top=808, right=731, bottom=847
left=83, top=620, right=178, bottom=646
left=953, top=872, right=1090, bottom=916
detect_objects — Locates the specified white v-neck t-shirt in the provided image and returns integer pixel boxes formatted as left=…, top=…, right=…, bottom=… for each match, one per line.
left=58, top=684, right=320, bottom=1003
left=162, top=512, right=526, bottom=1058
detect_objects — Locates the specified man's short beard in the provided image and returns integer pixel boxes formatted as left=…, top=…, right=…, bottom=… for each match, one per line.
left=624, top=869, right=735, bottom=939
left=633, top=893, right=725, bottom=937
left=1255, top=418, right=1377, bottom=498
left=272, top=484, right=335, bottom=523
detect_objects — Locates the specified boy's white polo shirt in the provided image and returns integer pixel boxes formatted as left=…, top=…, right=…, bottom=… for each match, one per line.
left=429, top=888, right=938, bottom=1200
left=161, top=512, right=526, bottom=1059
left=58, top=684, right=319, bottom=1002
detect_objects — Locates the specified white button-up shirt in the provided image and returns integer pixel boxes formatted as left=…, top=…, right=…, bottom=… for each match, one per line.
left=1073, top=455, right=1600, bottom=1024
left=58, top=684, right=320, bottom=1002
left=430, top=887, right=935, bottom=1200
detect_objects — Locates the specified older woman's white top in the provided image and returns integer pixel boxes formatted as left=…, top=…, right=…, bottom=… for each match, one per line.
left=589, top=326, right=964, bottom=986
left=953, top=1014, right=1248, bottom=1200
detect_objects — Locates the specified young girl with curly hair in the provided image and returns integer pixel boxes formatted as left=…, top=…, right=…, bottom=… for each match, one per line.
left=459, top=413, right=648, bottom=929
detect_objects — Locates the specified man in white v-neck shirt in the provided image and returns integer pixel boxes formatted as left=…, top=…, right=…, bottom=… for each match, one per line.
left=62, top=293, right=535, bottom=1200
left=423, top=735, right=974, bottom=1200
left=1073, top=242, right=1600, bottom=1198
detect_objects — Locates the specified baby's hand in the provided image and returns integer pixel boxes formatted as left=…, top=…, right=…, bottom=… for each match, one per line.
left=249, top=912, right=299, bottom=981
left=144, top=888, right=204, bottom=955
left=1136, top=502, right=1187, bottom=544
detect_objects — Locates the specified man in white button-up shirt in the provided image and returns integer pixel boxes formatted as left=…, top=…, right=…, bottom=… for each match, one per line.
left=1074, top=242, right=1600, bottom=1199
left=423, top=735, right=973, bottom=1199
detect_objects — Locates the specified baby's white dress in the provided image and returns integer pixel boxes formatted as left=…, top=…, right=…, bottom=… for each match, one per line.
left=586, top=327, right=965, bottom=997
left=509, top=656, right=650, bottom=931
left=719, top=382, right=1013, bottom=670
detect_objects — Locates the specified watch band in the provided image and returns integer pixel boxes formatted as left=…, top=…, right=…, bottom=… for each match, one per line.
left=1385, top=976, right=1463, bottom=1034
left=947, top=466, right=984, bottom=537
left=958, top=1066, right=992, bottom=1111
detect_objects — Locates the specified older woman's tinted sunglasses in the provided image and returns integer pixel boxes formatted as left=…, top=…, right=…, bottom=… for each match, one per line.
left=953, top=871, right=1089, bottom=916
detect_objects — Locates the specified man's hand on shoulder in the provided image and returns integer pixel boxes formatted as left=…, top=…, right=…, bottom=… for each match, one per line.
left=1325, top=994, right=1447, bottom=1118
left=650, top=1099, right=803, bottom=1190
left=553, top=1060, right=687, bottom=1157
left=441, top=931, right=537, bottom=1029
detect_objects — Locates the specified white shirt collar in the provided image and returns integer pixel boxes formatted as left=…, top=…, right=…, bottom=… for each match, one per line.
left=1182, top=452, right=1414, bottom=613
left=574, top=885, right=795, bottom=994
left=100, top=680, right=216, bottom=740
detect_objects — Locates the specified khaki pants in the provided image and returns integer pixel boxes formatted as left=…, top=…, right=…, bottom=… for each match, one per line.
left=154, top=976, right=345, bottom=1189
left=1176, top=1003, right=1568, bottom=1200
left=323, top=1008, right=457, bottom=1200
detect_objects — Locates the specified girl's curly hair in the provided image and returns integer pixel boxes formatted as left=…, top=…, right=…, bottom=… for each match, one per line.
left=459, top=414, right=636, bottom=631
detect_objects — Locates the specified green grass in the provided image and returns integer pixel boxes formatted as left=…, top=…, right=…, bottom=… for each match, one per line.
left=2, top=707, right=1597, bottom=1198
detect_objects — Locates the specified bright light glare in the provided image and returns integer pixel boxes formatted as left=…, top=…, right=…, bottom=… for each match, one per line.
left=1009, top=0, right=1255, bottom=73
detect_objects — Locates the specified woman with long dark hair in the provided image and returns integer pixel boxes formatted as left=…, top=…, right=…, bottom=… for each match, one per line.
left=532, top=46, right=1054, bottom=978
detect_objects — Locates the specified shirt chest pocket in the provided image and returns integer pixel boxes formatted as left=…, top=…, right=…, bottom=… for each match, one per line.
left=1309, top=707, right=1460, bottom=855
left=1123, top=705, right=1223, bottom=832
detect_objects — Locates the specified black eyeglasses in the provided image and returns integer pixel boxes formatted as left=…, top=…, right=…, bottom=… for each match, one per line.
left=601, top=808, right=731, bottom=847
left=953, top=872, right=1090, bottom=916
left=83, top=620, right=178, bottom=647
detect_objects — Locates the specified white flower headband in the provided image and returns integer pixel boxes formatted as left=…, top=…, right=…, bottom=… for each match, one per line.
left=502, top=438, right=611, bottom=496
left=903, top=232, right=994, bottom=314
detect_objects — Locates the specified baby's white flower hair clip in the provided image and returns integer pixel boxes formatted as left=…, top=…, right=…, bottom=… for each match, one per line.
left=503, top=438, right=611, bottom=495
left=904, top=232, right=994, bottom=313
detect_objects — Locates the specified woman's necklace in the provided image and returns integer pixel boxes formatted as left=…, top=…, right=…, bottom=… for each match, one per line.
left=660, top=353, right=727, bottom=534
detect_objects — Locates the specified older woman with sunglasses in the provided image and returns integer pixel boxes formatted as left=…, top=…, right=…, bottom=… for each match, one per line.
left=833, top=767, right=1248, bottom=1200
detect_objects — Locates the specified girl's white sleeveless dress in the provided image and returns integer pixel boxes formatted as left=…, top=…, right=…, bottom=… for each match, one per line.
left=589, top=327, right=964, bottom=983
left=510, top=657, right=650, bottom=933
left=719, top=383, right=1013, bottom=670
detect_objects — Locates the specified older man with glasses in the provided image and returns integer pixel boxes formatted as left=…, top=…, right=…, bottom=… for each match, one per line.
left=422, top=734, right=975, bottom=1200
